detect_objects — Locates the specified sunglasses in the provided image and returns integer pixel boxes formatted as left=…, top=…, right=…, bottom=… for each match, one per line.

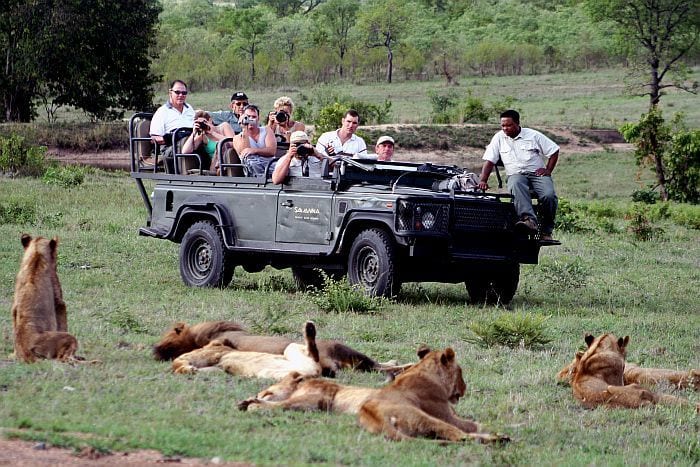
left=233, top=101, right=248, bottom=106
left=170, top=90, right=188, bottom=96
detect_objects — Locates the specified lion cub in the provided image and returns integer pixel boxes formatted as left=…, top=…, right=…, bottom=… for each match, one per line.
left=11, top=234, right=78, bottom=363
left=358, top=347, right=506, bottom=443
left=564, top=333, right=699, bottom=411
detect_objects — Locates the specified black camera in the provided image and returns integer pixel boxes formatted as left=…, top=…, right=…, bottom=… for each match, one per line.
left=294, top=143, right=313, bottom=158
left=196, top=120, right=210, bottom=132
left=275, top=110, right=289, bottom=124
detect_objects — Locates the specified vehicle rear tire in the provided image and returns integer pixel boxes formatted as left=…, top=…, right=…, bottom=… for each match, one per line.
left=347, top=228, right=398, bottom=298
left=465, top=263, right=519, bottom=305
left=179, top=220, right=234, bottom=288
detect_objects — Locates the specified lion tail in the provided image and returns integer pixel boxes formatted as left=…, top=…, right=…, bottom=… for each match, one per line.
left=303, top=321, right=320, bottom=363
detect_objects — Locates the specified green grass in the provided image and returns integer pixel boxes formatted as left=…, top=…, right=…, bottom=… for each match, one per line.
left=1, top=149, right=699, bottom=463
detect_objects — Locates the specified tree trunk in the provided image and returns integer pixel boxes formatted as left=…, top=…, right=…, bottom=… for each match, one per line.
left=386, top=47, right=393, bottom=83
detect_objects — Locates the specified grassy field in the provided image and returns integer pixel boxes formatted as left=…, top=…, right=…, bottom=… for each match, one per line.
left=1, top=139, right=699, bottom=464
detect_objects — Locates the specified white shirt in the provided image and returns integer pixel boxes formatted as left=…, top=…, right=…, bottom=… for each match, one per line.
left=288, top=156, right=323, bottom=178
left=482, top=127, right=559, bottom=176
left=316, top=130, right=367, bottom=158
left=150, top=101, right=195, bottom=137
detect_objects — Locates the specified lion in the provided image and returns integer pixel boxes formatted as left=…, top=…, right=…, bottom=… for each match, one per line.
left=11, top=234, right=78, bottom=363
left=561, top=333, right=699, bottom=411
left=153, top=320, right=402, bottom=377
left=171, top=321, right=322, bottom=380
left=237, top=349, right=418, bottom=414
left=357, top=346, right=507, bottom=443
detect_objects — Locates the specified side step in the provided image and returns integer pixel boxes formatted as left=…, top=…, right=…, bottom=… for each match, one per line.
left=139, top=226, right=169, bottom=238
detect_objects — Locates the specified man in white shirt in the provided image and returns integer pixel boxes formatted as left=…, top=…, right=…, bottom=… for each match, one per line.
left=478, top=109, right=559, bottom=243
left=149, top=80, right=195, bottom=173
left=315, top=109, right=367, bottom=159
left=354, top=135, right=395, bottom=161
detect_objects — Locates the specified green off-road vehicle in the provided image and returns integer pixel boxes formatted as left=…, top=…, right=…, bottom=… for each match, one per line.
left=129, top=113, right=551, bottom=304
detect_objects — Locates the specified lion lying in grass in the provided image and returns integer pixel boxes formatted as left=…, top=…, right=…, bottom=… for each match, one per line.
left=12, top=234, right=78, bottom=363
left=358, top=347, right=507, bottom=443
left=154, top=320, right=402, bottom=377
left=172, top=321, right=321, bottom=380
left=558, top=333, right=699, bottom=411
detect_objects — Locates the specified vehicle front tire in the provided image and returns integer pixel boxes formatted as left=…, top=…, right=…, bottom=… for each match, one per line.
left=179, top=220, right=234, bottom=288
left=347, top=228, right=398, bottom=298
left=465, top=263, right=519, bottom=305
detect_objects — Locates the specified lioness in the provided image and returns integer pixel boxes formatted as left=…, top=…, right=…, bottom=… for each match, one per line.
left=563, top=333, right=699, bottom=410
left=237, top=349, right=418, bottom=414
left=11, top=234, right=78, bottom=363
left=357, top=347, right=506, bottom=443
left=172, top=321, right=322, bottom=380
left=153, top=320, right=400, bottom=377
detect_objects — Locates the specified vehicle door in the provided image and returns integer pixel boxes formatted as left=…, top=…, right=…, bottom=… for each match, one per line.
left=275, top=177, right=334, bottom=245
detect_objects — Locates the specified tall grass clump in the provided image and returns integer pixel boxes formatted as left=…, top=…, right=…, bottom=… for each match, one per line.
left=465, top=313, right=552, bottom=350
left=42, top=165, right=86, bottom=188
left=539, top=256, right=591, bottom=289
left=626, top=204, right=665, bottom=241
left=0, top=134, right=47, bottom=176
left=310, top=272, right=386, bottom=313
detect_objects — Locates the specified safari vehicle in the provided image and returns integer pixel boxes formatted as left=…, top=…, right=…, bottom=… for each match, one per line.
left=129, top=113, right=551, bottom=304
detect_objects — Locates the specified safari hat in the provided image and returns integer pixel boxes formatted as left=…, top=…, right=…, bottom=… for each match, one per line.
left=290, top=131, right=309, bottom=144
left=376, top=135, right=395, bottom=145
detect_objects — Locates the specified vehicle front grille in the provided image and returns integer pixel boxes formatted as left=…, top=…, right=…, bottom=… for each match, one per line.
left=453, top=203, right=515, bottom=232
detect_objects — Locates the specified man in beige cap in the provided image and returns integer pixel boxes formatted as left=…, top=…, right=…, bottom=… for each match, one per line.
left=272, top=131, right=329, bottom=184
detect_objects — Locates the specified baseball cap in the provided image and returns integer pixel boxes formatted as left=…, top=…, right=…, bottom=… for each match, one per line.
left=290, top=131, right=309, bottom=144
left=376, top=135, right=394, bottom=145
left=230, top=91, right=248, bottom=101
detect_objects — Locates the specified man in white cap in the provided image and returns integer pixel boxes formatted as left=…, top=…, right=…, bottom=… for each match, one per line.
left=374, top=135, right=395, bottom=161
left=272, top=131, right=330, bottom=184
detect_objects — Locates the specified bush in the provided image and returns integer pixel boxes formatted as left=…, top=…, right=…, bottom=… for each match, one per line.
left=310, top=272, right=385, bottom=313
left=539, top=256, right=591, bottom=289
left=669, top=204, right=700, bottom=229
left=554, top=199, right=593, bottom=233
left=466, top=313, right=552, bottom=350
left=42, top=165, right=86, bottom=188
left=626, top=204, right=664, bottom=241
left=664, top=128, right=700, bottom=204
left=631, top=189, right=659, bottom=204
left=0, top=134, right=48, bottom=176
left=0, top=201, right=37, bottom=225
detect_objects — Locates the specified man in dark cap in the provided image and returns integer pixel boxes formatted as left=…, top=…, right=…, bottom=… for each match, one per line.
left=210, top=91, right=249, bottom=134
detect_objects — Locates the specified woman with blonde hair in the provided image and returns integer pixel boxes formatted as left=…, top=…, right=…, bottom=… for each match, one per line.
left=267, top=96, right=305, bottom=143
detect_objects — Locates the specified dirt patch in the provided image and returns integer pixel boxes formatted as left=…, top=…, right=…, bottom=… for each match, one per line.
left=0, top=436, right=251, bottom=466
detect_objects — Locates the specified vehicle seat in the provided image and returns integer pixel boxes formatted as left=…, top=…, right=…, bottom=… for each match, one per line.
left=217, top=138, right=246, bottom=177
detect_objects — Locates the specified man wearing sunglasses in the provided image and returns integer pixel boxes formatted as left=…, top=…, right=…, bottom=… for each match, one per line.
left=150, top=80, right=195, bottom=146
left=211, top=91, right=249, bottom=134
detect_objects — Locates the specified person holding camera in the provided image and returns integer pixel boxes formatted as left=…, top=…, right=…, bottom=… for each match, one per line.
left=181, top=110, right=234, bottom=173
left=272, top=131, right=329, bottom=184
left=267, top=96, right=305, bottom=144
left=315, top=109, right=367, bottom=159
left=232, top=104, right=277, bottom=177
left=149, top=80, right=195, bottom=172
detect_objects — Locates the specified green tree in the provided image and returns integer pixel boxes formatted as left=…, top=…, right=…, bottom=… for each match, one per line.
left=356, top=0, right=413, bottom=83
left=315, top=0, right=360, bottom=77
left=217, top=6, right=274, bottom=82
left=0, top=0, right=161, bottom=122
left=588, top=0, right=699, bottom=199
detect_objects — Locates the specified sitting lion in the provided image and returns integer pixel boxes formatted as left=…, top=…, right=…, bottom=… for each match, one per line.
left=153, top=320, right=402, bottom=377
left=11, top=234, right=78, bottom=363
left=172, top=321, right=322, bottom=380
left=357, top=347, right=506, bottom=443
left=560, top=333, right=699, bottom=410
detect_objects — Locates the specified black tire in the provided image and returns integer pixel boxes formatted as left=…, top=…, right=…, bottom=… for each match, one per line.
left=347, top=228, right=398, bottom=298
left=465, top=263, right=519, bottom=305
left=179, top=220, right=234, bottom=288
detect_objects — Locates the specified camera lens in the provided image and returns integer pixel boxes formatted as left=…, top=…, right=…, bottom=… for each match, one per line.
left=275, top=111, right=288, bottom=123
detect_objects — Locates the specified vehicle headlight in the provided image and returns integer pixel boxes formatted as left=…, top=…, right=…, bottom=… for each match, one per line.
left=396, top=201, right=447, bottom=233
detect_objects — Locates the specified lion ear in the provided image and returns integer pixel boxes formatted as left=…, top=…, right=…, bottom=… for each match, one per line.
left=173, top=322, right=186, bottom=334
left=584, top=334, right=595, bottom=347
left=619, top=336, right=630, bottom=350
left=416, top=345, right=431, bottom=360
left=221, top=338, right=235, bottom=348
left=21, top=233, right=32, bottom=249
left=440, top=348, right=456, bottom=365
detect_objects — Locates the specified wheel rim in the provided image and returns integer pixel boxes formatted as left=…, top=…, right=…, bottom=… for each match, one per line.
left=189, top=237, right=212, bottom=280
left=357, top=245, right=379, bottom=289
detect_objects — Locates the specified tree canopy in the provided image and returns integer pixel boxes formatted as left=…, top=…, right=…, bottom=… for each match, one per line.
left=0, top=0, right=162, bottom=122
